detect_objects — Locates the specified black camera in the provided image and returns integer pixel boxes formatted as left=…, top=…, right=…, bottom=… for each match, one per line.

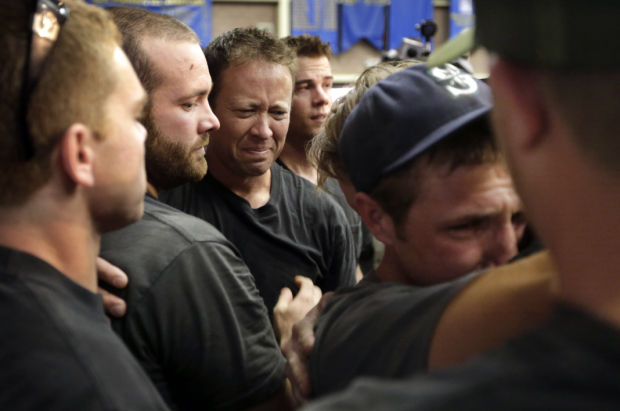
left=382, top=19, right=438, bottom=62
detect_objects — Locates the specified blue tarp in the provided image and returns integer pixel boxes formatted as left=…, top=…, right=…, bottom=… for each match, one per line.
left=87, top=1, right=464, bottom=54
left=340, top=1, right=386, bottom=51
left=291, top=0, right=433, bottom=53
left=291, top=0, right=339, bottom=50
left=85, top=0, right=212, bottom=47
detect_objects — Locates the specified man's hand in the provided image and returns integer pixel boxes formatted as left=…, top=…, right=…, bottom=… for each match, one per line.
left=281, top=292, right=331, bottom=405
left=273, top=276, right=321, bottom=347
left=96, top=257, right=128, bottom=318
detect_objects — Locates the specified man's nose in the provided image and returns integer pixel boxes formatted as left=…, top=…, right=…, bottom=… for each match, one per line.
left=250, top=114, right=273, bottom=139
left=198, top=101, right=220, bottom=135
left=313, top=85, right=330, bottom=107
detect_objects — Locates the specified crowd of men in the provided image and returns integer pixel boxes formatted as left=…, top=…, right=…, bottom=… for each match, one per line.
left=1, top=0, right=619, bottom=409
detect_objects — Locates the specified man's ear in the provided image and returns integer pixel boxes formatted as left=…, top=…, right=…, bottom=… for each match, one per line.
left=353, top=192, right=397, bottom=246
left=489, top=59, right=548, bottom=151
left=59, top=123, right=96, bottom=188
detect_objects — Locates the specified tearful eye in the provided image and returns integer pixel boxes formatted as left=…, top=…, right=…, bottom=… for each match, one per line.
left=236, top=109, right=254, bottom=116
left=447, top=217, right=488, bottom=233
left=450, top=222, right=476, bottom=231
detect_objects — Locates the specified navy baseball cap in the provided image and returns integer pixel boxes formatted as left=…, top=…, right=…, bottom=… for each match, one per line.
left=339, top=63, right=492, bottom=193
left=428, top=0, right=620, bottom=69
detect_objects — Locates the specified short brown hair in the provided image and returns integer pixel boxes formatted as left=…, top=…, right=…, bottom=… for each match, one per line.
left=283, top=34, right=332, bottom=59
left=309, top=61, right=416, bottom=188
left=108, top=7, right=199, bottom=94
left=0, top=0, right=122, bottom=206
left=205, top=27, right=296, bottom=106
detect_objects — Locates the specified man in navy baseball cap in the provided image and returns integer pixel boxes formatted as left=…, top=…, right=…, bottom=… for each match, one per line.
left=339, top=63, right=524, bottom=287
left=297, top=61, right=539, bottom=400
left=341, top=63, right=492, bottom=194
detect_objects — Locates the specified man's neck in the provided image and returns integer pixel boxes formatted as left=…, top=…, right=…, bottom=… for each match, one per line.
left=533, top=149, right=620, bottom=326
left=280, top=137, right=318, bottom=185
left=0, top=192, right=99, bottom=292
left=548, top=194, right=620, bottom=326
left=375, top=246, right=415, bottom=285
left=208, top=162, right=273, bottom=209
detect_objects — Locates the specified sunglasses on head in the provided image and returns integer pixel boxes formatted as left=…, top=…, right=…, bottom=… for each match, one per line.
left=19, top=0, right=69, bottom=160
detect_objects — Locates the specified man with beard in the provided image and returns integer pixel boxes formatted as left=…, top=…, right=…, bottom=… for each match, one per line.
left=98, top=8, right=292, bottom=410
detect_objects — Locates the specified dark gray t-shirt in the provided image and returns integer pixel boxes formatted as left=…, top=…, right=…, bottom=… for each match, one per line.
left=277, top=158, right=377, bottom=275
left=160, top=163, right=357, bottom=313
left=100, top=195, right=285, bottom=410
left=309, top=270, right=480, bottom=397
left=0, top=246, right=169, bottom=411
left=304, top=303, right=620, bottom=410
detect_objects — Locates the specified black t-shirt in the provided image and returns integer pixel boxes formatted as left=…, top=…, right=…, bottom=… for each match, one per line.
left=309, top=270, right=480, bottom=397
left=160, top=163, right=357, bottom=313
left=276, top=159, right=366, bottom=263
left=0, top=246, right=169, bottom=411
left=304, top=303, right=620, bottom=410
left=277, top=159, right=377, bottom=275
left=100, top=196, right=285, bottom=410
left=323, top=177, right=378, bottom=275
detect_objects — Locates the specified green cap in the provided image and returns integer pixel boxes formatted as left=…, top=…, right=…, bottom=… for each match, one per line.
left=427, top=28, right=474, bottom=68
left=429, top=0, right=620, bottom=69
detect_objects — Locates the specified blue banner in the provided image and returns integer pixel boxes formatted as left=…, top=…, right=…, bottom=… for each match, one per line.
left=291, top=0, right=339, bottom=51
left=340, top=0, right=386, bottom=51
left=450, top=0, right=474, bottom=38
left=292, top=0, right=433, bottom=53
left=85, top=0, right=212, bottom=47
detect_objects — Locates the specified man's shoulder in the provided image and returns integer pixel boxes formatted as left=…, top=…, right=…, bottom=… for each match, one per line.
left=320, top=273, right=477, bottom=326
left=307, top=304, right=620, bottom=410
left=310, top=276, right=479, bottom=396
left=143, top=195, right=228, bottom=244
left=273, top=163, right=348, bottom=218
left=104, top=195, right=231, bottom=252
left=159, top=178, right=225, bottom=219
left=100, top=196, right=241, bottom=290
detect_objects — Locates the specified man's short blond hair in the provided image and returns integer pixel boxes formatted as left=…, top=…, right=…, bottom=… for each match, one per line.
left=0, top=0, right=122, bottom=206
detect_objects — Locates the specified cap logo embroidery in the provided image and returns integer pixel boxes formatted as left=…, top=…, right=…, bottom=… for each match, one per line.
left=428, top=64, right=478, bottom=98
